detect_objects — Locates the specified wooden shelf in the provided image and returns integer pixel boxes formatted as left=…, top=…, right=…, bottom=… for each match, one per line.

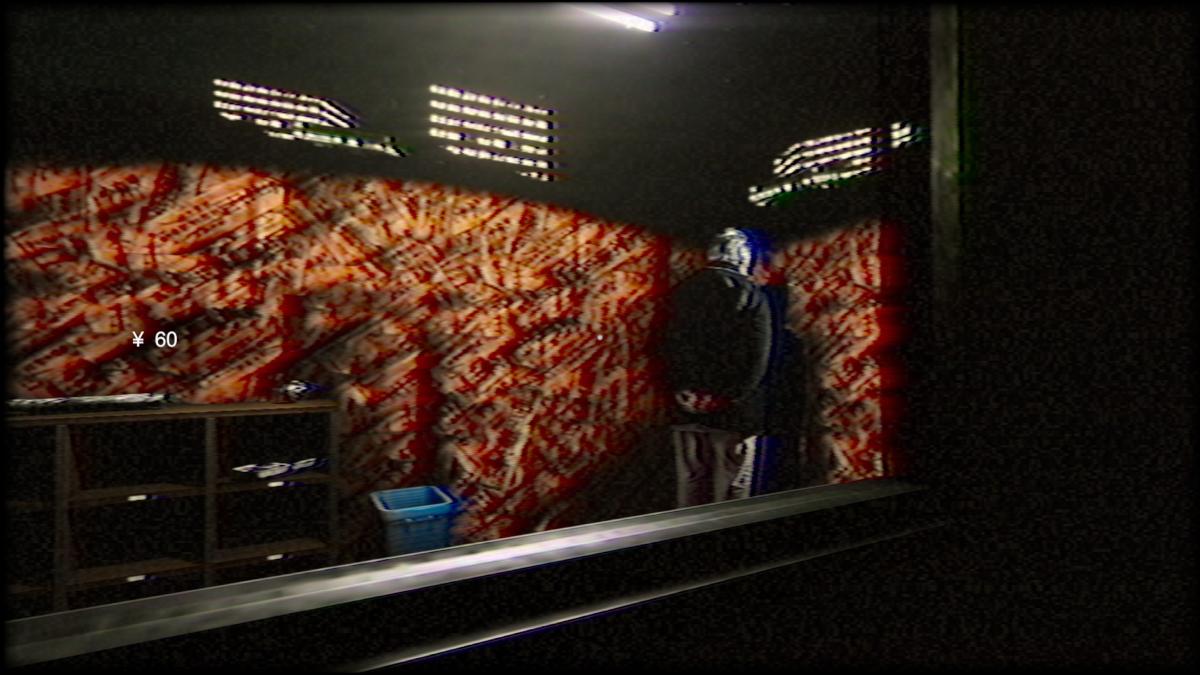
left=217, top=472, right=332, bottom=494
left=71, top=483, right=206, bottom=506
left=8, top=499, right=52, bottom=514
left=7, top=400, right=337, bottom=427
left=212, top=538, right=328, bottom=566
left=9, top=583, right=51, bottom=595
left=8, top=400, right=339, bottom=616
left=71, top=558, right=202, bottom=587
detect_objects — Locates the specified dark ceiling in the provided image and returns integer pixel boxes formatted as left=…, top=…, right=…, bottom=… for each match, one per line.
left=6, top=4, right=928, bottom=245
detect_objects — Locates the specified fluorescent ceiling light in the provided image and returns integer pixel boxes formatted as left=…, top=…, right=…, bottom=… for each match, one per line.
left=573, top=4, right=660, bottom=32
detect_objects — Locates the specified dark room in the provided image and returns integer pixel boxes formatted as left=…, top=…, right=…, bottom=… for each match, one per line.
left=4, top=4, right=1192, bottom=671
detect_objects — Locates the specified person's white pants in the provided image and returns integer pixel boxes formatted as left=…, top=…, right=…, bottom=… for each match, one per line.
left=672, top=424, right=760, bottom=508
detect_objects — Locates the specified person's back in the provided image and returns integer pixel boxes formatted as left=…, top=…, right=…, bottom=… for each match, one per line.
left=661, top=228, right=776, bottom=506
left=663, top=264, right=772, bottom=436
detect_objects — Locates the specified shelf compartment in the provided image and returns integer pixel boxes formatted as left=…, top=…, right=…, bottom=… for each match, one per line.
left=4, top=402, right=338, bottom=620
left=7, top=499, right=53, bottom=514
left=9, top=426, right=57, bottom=503
left=212, top=537, right=329, bottom=566
left=213, top=550, right=329, bottom=586
left=68, top=571, right=204, bottom=609
left=70, top=497, right=205, bottom=571
left=216, top=414, right=330, bottom=478
left=7, top=586, right=53, bottom=619
left=70, top=419, right=205, bottom=491
left=71, top=557, right=202, bottom=588
left=216, top=471, right=332, bottom=494
left=9, top=582, right=52, bottom=595
left=71, top=483, right=206, bottom=507
left=216, top=484, right=329, bottom=551
left=8, top=510, right=54, bottom=586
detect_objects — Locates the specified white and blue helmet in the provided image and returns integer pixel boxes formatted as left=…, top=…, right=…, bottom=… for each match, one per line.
left=706, top=228, right=759, bottom=276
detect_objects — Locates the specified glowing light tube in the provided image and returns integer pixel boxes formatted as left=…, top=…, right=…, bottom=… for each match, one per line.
left=574, top=4, right=660, bottom=32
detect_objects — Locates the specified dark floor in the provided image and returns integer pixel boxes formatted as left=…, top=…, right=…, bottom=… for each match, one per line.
left=401, top=493, right=1192, bottom=671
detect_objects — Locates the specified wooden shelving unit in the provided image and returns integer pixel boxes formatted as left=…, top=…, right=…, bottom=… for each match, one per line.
left=6, top=400, right=340, bottom=616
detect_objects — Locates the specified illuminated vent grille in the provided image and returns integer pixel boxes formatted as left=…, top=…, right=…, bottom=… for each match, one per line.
left=213, top=78, right=410, bottom=158
left=429, top=85, right=560, bottom=181
left=748, top=122, right=924, bottom=207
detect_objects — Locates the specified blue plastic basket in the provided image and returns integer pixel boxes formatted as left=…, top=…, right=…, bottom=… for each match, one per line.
left=370, top=486, right=461, bottom=556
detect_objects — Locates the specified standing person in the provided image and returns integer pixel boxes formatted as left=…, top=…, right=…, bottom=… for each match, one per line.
left=663, top=228, right=778, bottom=507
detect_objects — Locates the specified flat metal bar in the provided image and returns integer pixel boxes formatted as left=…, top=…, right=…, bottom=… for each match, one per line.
left=6, top=400, right=337, bottom=427
left=6, top=478, right=922, bottom=666
left=339, top=518, right=950, bottom=671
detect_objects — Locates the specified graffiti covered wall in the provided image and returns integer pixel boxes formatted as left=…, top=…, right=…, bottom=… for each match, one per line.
left=5, top=163, right=904, bottom=545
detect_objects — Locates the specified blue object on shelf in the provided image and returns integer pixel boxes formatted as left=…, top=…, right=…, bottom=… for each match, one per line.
left=370, top=486, right=462, bottom=556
